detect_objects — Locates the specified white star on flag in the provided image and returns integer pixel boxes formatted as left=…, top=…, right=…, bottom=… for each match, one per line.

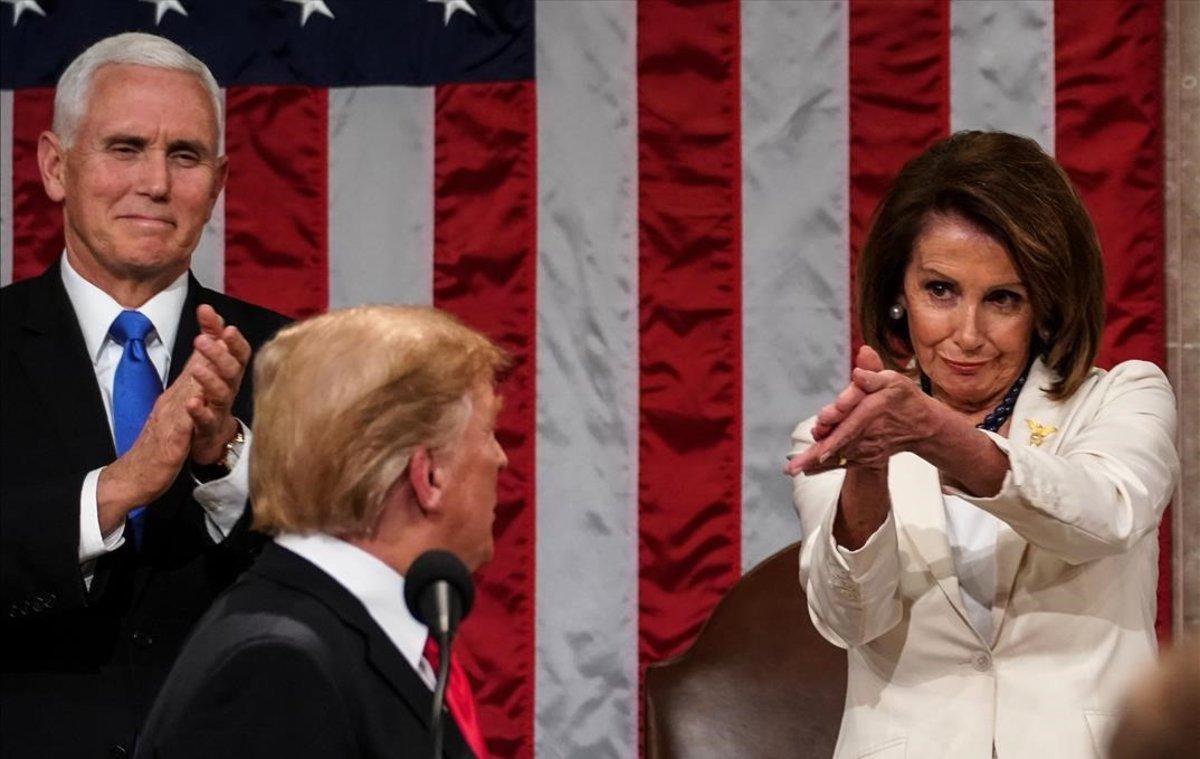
left=139, top=0, right=187, bottom=25
left=2, top=0, right=46, bottom=26
left=284, top=0, right=334, bottom=27
left=429, top=0, right=475, bottom=26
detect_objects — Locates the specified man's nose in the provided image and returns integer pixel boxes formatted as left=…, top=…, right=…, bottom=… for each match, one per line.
left=137, top=151, right=171, bottom=200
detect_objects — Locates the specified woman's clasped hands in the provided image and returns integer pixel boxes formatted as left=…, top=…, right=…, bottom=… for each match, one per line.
left=785, top=345, right=941, bottom=477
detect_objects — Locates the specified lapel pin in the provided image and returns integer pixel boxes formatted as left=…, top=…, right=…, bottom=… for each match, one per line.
left=1025, top=419, right=1057, bottom=448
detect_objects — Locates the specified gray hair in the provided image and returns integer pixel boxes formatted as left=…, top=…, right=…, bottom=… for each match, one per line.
left=53, top=32, right=223, bottom=148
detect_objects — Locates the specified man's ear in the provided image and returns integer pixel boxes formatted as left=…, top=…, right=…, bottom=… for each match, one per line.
left=37, top=131, right=67, bottom=203
left=407, top=446, right=445, bottom=515
left=212, top=155, right=228, bottom=200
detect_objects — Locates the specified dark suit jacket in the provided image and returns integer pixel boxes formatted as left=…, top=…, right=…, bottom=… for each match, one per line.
left=135, top=543, right=475, bottom=759
left=0, top=262, right=289, bottom=758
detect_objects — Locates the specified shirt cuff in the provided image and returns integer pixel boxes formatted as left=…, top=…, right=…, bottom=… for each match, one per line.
left=79, top=467, right=125, bottom=564
left=192, top=423, right=252, bottom=542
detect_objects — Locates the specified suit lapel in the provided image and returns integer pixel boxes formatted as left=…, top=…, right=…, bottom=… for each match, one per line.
left=168, top=275, right=202, bottom=385
left=253, top=545, right=475, bottom=758
left=890, top=452, right=974, bottom=629
left=15, top=263, right=116, bottom=470
left=989, top=359, right=1068, bottom=644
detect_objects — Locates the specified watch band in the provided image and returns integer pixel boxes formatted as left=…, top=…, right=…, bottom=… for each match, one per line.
left=193, top=421, right=245, bottom=483
left=218, top=422, right=246, bottom=471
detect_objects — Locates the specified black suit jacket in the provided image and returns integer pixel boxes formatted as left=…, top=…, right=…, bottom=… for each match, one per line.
left=136, top=543, right=475, bottom=759
left=0, top=262, right=289, bottom=758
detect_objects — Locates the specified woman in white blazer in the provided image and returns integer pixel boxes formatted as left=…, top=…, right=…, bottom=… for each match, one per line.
left=786, top=131, right=1179, bottom=759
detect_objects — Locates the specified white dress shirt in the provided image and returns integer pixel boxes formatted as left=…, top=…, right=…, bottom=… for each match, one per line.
left=60, top=256, right=251, bottom=586
left=275, top=532, right=437, bottom=690
left=942, top=493, right=1001, bottom=643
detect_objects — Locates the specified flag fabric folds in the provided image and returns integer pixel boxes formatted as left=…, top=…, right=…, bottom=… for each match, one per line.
left=1, top=1, right=1166, bottom=756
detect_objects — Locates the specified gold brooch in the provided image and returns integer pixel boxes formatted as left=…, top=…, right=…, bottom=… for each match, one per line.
left=1025, top=419, right=1057, bottom=448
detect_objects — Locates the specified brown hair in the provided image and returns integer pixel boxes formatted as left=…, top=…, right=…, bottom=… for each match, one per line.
left=857, top=130, right=1105, bottom=399
left=249, top=305, right=509, bottom=536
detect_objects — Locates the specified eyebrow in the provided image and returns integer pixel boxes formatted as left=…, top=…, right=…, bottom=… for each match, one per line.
left=102, top=134, right=148, bottom=149
left=102, top=134, right=212, bottom=157
left=917, top=266, right=1024, bottom=290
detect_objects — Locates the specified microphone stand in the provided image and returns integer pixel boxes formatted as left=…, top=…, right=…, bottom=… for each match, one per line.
left=431, top=630, right=451, bottom=759
left=430, top=579, right=454, bottom=759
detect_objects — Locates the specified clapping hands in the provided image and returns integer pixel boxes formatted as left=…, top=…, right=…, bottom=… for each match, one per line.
left=184, top=305, right=251, bottom=466
left=785, top=345, right=938, bottom=477
left=97, top=305, right=251, bottom=531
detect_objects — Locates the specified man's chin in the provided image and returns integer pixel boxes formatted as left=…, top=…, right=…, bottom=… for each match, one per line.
left=468, top=544, right=494, bottom=573
left=108, top=246, right=191, bottom=279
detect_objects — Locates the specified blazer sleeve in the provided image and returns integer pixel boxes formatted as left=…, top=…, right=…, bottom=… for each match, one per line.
left=0, top=471, right=92, bottom=613
left=138, top=641, right=358, bottom=759
left=790, top=416, right=903, bottom=648
left=952, top=360, right=1180, bottom=565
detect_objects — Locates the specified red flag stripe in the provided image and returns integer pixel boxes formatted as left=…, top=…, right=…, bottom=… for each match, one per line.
left=10, top=88, right=59, bottom=282
left=433, top=81, right=537, bottom=759
left=1053, top=0, right=1169, bottom=637
left=848, top=0, right=951, bottom=356
left=1054, top=1, right=1165, bottom=370
left=637, top=0, right=743, bottom=677
left=223, top=86, right=328, bottom=319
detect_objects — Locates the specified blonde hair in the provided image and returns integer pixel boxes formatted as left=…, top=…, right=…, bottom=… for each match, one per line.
left=250, top=305, right=509, bottom=536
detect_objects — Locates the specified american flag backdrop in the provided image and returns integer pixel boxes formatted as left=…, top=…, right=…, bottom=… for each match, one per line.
left=0, top=0, right=1168, bottom=756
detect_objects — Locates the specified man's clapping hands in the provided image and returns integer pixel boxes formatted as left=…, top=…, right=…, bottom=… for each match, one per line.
left=96, top=305, right=251, bottom=534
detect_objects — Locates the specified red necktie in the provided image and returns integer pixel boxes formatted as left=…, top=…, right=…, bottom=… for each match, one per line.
left=423, top=637, right=487, bottom=758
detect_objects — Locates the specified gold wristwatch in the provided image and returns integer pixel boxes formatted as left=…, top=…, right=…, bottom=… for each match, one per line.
left=218, top=421, right=246, bottom=472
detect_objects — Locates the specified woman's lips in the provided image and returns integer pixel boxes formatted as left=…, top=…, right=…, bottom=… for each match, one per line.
left=941, top=358, right=988, bottom=375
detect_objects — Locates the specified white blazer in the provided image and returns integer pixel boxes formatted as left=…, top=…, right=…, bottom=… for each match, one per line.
left=791, top=359, right=1179, bottom=759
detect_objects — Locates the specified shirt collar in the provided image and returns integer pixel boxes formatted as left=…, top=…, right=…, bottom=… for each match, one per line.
left=60, top=253, right=188, bottom=364
left=274, top=533, right=428, bottom=675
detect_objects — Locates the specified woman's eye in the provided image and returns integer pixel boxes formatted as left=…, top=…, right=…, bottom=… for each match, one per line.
left=926, top=282, right=953, bottom=299
left=990, top=290, right=1023, bottom=307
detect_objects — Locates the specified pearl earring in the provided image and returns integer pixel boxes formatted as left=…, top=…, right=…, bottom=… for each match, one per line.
left=888, top=303, right=905, bottom=320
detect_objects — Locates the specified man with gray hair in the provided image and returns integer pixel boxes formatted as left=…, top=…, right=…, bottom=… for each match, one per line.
left=0, top=32, right=286, bottom=758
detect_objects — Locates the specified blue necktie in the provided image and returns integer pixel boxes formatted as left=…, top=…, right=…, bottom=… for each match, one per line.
left=109, top=310, right=164, bottom=549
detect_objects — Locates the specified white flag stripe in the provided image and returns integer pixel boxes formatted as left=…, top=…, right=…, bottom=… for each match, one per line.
left=740, top=0, right=850, bottom=569
left=534, top=1, right=640, bottom=756
left=1, top=90, right=13, bottom=287
left=327, top=86, right=434, bottom=309
left=950, top=0, right=1055, bottom=154
left=190, top=88, right=225, bottom=293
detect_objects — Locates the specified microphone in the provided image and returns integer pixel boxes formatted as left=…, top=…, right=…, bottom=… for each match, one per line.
left=405, top=549, right=475, bottom=638
left=404, top=550, right=475, bottom=759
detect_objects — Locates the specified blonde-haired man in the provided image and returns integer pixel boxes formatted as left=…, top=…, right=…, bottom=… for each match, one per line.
left=138, top=306, right=507, bottom=759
